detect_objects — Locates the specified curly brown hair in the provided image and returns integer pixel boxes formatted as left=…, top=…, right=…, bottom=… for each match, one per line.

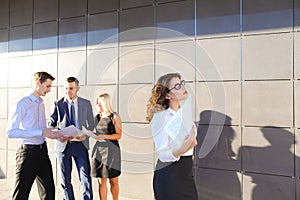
left=146, top=73, right=181, bottom=122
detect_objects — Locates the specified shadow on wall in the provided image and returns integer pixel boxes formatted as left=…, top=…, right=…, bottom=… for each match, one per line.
left=0, top=167, right=5, bottom=178
left=195, top=110, right=297, bottom=200
left=195, top=110, right=241, bottom=200
left=239, top=126, right=296, bottom=200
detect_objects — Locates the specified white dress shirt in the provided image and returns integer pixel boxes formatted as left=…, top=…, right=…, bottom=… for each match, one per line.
left=6, top=94, right=46, bottom=145
left=151, top=108, right=194, bottom=162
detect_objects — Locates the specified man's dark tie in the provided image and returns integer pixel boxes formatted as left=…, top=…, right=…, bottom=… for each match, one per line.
left=70, top=101, right=75, bottom=126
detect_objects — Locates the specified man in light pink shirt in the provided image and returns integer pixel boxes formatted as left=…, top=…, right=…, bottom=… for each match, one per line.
left=6, top=71, right=62, bottom=200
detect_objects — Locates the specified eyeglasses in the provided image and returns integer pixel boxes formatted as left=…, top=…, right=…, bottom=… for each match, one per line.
left=169, top=80, right=185, bottom=91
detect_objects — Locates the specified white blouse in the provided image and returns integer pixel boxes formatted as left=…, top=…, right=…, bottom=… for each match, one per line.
left=151, top=108, right=194, bottom=162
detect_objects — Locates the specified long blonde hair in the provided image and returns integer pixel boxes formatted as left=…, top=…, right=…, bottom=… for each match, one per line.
left=96, top=93, right=114, bottom=114
left=146, top=73, right=181, bottom=122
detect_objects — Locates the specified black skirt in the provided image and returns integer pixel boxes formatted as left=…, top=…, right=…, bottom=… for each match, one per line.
left=153, top=156, right=198, bottom=200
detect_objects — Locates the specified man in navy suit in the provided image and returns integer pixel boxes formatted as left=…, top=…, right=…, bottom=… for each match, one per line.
left=49, top=77, right=94, bottom=200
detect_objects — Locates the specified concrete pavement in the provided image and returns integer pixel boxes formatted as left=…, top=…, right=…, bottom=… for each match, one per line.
left=0, top=178, right=139, bottom=200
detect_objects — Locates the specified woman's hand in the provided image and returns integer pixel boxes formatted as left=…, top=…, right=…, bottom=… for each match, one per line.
left=97, top=134, right=106, bottom=140
left=172, top=125, right=198, bottom=158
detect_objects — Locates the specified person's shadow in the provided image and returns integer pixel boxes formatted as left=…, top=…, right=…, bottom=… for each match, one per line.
left=239, top=126, right=296, bottom=200
left=195, top=110, right=241, bottom=200
left=0, top=167, right=4, bottom=178
left=195, top=111, right=298, bottom=199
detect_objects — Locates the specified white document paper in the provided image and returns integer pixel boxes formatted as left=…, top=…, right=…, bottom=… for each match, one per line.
left=81, top=126, right=98, bottom=139
left=150, top=95, right=195, bottom=146
left=163, top=95, right=194, bottom=145
left=54, top=125, right=82, bottom=137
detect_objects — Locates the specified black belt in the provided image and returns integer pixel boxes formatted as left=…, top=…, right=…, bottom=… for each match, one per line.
left=68, top=141, right=82, bottom=144
left=21, top=142, right=47, bottom=149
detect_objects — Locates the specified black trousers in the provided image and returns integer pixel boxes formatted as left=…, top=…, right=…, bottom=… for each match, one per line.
left=13, top=143, right=55, bottom=200
left=153, top=156, right=198, bottom=200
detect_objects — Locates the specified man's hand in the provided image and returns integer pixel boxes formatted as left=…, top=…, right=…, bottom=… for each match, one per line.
left=67, top=135, right=87, bottom=141
left=58, top=135, right=68, bottom=142
left=42, top=128, right=61, bottom=139
left=75, top=134, right=87, bottom=141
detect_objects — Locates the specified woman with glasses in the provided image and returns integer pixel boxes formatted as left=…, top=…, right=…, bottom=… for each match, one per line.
left=146, top=73, right=198, bottom=200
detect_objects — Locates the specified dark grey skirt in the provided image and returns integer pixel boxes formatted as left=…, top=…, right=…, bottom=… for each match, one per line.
left=91, top=140, right=121, bottom=178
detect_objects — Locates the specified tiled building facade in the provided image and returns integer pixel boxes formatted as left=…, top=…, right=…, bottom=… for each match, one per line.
left=0, top=0, right=300, bottom=199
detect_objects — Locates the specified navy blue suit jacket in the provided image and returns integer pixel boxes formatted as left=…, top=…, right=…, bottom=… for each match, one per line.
left=49, top=97, right=94, bottom=152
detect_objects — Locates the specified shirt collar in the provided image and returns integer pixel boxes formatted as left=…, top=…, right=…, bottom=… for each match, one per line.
left=166, top=107, right=177, bottom=116
left=65, top=97, right=78, bottom=104
left=29, top=93, right=43, bottom=103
